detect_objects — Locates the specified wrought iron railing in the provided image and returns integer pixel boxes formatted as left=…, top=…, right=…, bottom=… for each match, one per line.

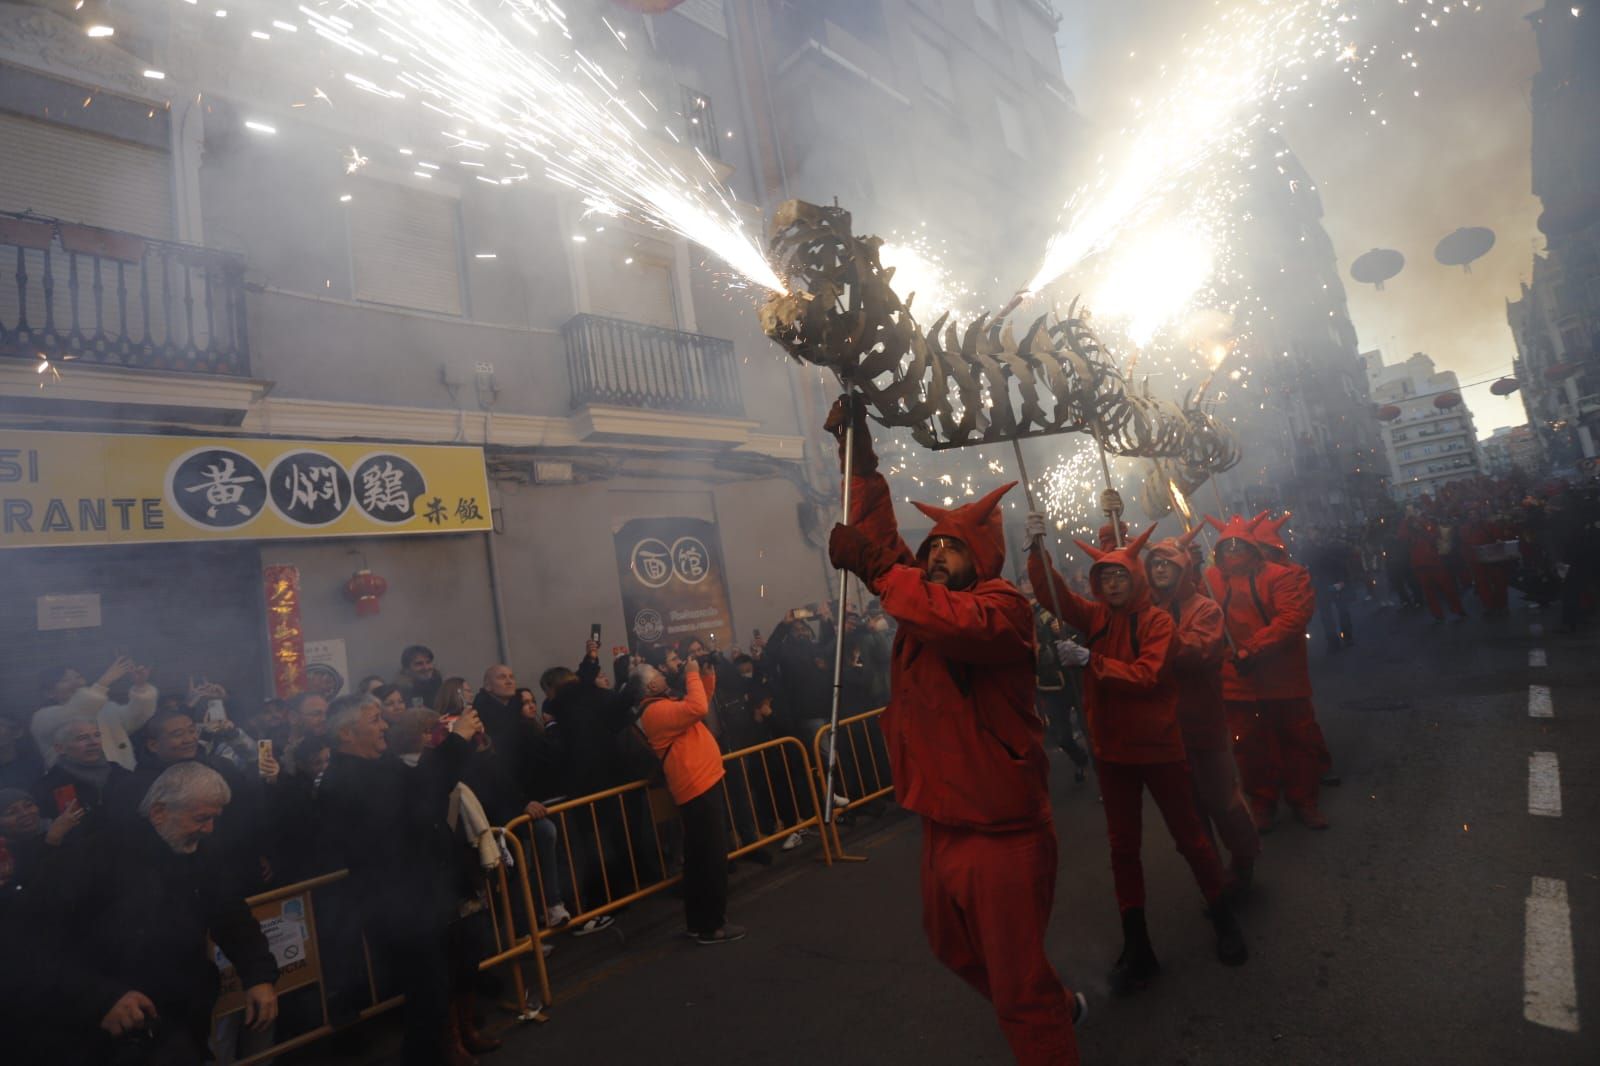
left=563, top=312, right=744, bottom=417
left=0, top=211, right=250, bottom=376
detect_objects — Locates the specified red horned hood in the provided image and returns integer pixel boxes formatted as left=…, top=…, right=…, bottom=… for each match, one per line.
left=1072, top=524, right=1157, bottom=611
left=912, top=481, right=1017, bottom=581
left=1248, top=510, right=1294, bottom=559
left=1148, top=526, right=1204, bottom=605
left=1205, top=513, right=1263, bottom=574
left=1097, top=520, right=1130, bottom=550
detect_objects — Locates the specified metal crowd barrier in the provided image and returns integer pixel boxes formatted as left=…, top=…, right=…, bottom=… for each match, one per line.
left=812, top=707, right=894, bottom=861
left=500, top=736, right=832, bottom=973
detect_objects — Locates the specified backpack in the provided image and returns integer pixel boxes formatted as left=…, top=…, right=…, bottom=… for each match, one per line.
left=615, top=702, right=668, bottom=787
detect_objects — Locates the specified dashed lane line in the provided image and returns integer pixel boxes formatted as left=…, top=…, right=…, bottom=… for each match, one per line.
left=1529, top=684, right=1554, bottom=719
left=1528, top=752, right=1563, bottom=818
left=1525, top=877, right=1581, bottom=1033
left=1530, top=648, right=1547, bottom=668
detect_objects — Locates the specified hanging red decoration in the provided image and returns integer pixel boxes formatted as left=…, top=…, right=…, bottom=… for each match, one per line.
left=1544, top=362, right=1580, bottom=382
left=344, top=569, right=388, bottom=617
left=1376, top=404, right=1402, bottom=421
left=1489, top=377, right=1521, bottom=396
left=1433, top=392, right=1461, bottom=410
left=264, top=565, right=307, bottom=699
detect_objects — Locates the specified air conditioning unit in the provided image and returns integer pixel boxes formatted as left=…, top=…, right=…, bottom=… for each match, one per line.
left=532, top=460, right=575, bottom=484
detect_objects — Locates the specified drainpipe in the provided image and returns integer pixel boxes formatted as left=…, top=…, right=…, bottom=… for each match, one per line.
left=483, top=517, right=512, bottom=666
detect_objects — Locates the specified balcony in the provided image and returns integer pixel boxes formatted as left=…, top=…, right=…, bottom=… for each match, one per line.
left=563, top=313, right=744, bottom=418
left=0, top=212, right=249, bottom=377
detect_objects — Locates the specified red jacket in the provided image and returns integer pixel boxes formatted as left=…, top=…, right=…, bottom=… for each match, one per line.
left=1028, top=526, right=1184, bottom=764
left=1148, top=536, right=1229, bottom=751
left=852, top=472, right=1050, bottom=832
left=1402, top=515, right=1447, bottom=570
left=1204, top=553, right=1314, bottom=701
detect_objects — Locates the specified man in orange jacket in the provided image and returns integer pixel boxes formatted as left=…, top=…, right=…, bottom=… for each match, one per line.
left=1026, top=515, right=1247, bottom=995
left=825, top=401, right=1083, bottom=1066
left=1145, top=531, right=1261, bottom=890
left=636, top=657, right=746, bottom=946
left=1205, top=515, right=1327, bottom=831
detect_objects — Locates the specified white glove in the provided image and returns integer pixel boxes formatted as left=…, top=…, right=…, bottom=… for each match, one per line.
left=1025, top=512, right=1049, bottom=542
left=1054, top=638, right=1091, bottom=667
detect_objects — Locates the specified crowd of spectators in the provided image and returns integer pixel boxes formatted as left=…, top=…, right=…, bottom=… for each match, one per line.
left=0, top=601, right=896, bottom=1066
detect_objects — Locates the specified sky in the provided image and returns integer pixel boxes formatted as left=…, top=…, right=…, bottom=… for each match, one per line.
left=1054, top=0, right=1548, bottom=438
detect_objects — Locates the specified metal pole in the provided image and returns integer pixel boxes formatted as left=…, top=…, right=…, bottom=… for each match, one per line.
left=1088, top=422, right=1125, bottom=548
left=823, top=389, right=856, bottom=824
left=1010, top=438, right=1071, bottom=633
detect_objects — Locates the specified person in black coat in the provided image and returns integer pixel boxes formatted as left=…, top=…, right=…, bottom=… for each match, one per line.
left=317, top=693, right=478, bottom=1066
left=12, top=761, right=278, bottom=1065
left=31, top=718, right=131, bottom=825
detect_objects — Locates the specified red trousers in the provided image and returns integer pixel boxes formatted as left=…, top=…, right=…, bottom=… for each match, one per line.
left=921, top=819, right=1079, bottom=1066
left=1096, top=760, right=1226, bottom=912
left=1416, top=565, right=1464, bottom=619
left=1472, top=563, right=1510, bottom=613
left=1186, top=745, right=1262, bottom=869
left=1227, top=699, right=1323, bottom=810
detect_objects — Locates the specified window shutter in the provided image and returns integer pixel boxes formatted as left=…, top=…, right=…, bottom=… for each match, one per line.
left=0, top=113, right=172, bottom=239
left=348, top=181, right=463, bottom=316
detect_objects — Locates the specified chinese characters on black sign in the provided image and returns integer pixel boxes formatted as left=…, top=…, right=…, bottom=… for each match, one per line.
left=612, top=517, right=736, bottom=652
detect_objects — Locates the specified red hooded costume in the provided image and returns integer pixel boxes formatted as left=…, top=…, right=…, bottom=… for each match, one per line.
left=1148, top=532, right=1261, bottom=872
left=1400, top=513, right=1466, bottom=619
left=839, top=468, right=1078, bottom=1066
left=1204, top=515, right=1326, bottom=824
left=1029, top=529, right=1228, bottom=915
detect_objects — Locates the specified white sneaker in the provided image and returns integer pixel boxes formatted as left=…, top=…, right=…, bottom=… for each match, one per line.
left=781, top=831, right=805, bottom=852
left=546, top=903, right=572, bottom=928
left=572, top=914, right=615, bottom=937
left=832, top=794, right=851, bottom=810
left=540, top=941, right=555, bottom=958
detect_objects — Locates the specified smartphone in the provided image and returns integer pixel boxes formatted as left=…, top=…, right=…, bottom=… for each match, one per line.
left=792, top=608, right=814, bottom=621
left=589, top=623, right=602, bottom=645
left=257, top=738, right=274, bottom=772
left=204, top=699, right=227, bottom=727
left=52, top=784, right=78, bottom=816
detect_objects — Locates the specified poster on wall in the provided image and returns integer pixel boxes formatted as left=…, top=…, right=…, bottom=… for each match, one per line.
left=612, top=516, right=736, bottom=653
left=303, top=638, right=350, bottom=699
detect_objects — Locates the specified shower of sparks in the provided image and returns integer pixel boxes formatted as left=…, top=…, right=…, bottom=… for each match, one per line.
left=343, top=145, right=369, bottom=174
left=879, top=228, right=980, bottom=323
left=1024, top=0, right=1469, bottom=303
left=163, top=0, right=784, bottom=294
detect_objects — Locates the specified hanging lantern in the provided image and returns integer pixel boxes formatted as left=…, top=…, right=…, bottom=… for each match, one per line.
left=1490, top=377, right=1521, bottom=396
left=344, top=569, right=388, bottom=616
left=1433, top=392, right=1461, bottom=410
left=1376, top=404, right=1402, bottom=421
left=1544, top=362, right=1580, bottom=382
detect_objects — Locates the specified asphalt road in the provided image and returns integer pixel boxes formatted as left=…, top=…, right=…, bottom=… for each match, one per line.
left=410, top=597, right=1599, bottom=1065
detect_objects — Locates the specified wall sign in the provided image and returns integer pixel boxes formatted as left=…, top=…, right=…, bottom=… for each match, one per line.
left=612, top=516, right=735, bottom=653
left=0, top=430, right=491, bottom=548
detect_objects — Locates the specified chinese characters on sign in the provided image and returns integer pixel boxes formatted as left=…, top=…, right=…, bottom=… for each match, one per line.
left=172, top=450, right=267, bottom=528
left=353, top=454, right=426, bottom=522
left=613, top=517, right=736, bottom=653
left=263, top=565, right=307, bottom=699
left=269, top=452, right=353, bottom=527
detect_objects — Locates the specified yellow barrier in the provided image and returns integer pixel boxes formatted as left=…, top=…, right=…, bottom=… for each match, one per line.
left=813, top=707, right=894, bottom=861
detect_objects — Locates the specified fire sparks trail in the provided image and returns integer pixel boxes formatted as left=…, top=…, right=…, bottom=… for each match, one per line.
left=171, top=0, right=784, bottom=294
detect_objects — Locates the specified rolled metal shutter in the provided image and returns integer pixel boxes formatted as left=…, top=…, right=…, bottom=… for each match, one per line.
left=0, top=112, right=172, bottom=239
left=347, top=180, right=463, bottom=316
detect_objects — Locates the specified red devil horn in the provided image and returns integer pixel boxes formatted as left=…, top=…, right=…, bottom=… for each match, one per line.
left=1247, top=510, right=1271, bottom=530
left=969, top=481, right=1017, bottom=525
left=1072, top=538, right=1106, bottom=562
left=1204, top=514, right=1226, bottom=533
left=911, top=500, right=950, bottom=523
left=1178, top=524, right=1204, bottom=549
left=1125, top=524, right=1157, bottom=559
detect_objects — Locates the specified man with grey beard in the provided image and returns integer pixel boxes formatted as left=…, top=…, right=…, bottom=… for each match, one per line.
left=10, top=761, right=278, bottom=1064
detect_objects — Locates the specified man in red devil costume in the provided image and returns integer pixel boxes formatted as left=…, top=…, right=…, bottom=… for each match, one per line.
left=1145, top=529, right=1261, bottom=889
left=1205, top=514, right=1327, bottom=831
left=1248, top=511, right=1338, bottom=788
left=1400, top=506, right=1467, bottom=622
left=1025, top=514, right=1248, bottom=995
left=823, top=401, right=1084, bottom=1066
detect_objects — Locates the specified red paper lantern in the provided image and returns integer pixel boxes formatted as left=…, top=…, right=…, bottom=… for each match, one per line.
left=1376, top=404, right=1402, bottom=421
left=1489, top=377, right=1521, bottom=396
left=1433, top=391, right=1461, bottom=410
left=344, top=569, right=388, bottom=616
left=1544, top=362, right=1580, bottom=382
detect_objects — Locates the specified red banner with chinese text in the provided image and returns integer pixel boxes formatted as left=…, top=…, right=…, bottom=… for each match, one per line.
left=264, top=565, right=307, bottom=698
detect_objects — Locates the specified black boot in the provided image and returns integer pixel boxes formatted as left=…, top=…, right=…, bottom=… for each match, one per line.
left=1109, top=908, right=1161, bottom=995
left=1207, top=898, right=1249, bottom=966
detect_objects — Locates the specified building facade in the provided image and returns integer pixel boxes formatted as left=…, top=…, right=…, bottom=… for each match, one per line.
left=1506, top=1, right=1600, bottom=468
left=1364, top=350, right=1486, bottom=501
left=1209, top=136, right=1391, bottom=529
left=1480, top=425, right=1544, bottom=479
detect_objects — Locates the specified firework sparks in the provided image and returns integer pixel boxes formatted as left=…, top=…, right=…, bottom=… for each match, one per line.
left=166, top=0, right=784, bottom=294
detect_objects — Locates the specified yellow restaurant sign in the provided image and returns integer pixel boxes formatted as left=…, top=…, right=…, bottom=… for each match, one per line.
left=0, top=430, right=491, bottom=548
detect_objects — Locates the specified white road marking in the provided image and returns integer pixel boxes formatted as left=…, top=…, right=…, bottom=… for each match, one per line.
left=1529, top=753, right=1562, bottom=817
left=1530, top=649, right=1547, bottom=668
left=1529, top=685, right=1554, bottom=719
left=1525, top=877, right=1581, bottom=1033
